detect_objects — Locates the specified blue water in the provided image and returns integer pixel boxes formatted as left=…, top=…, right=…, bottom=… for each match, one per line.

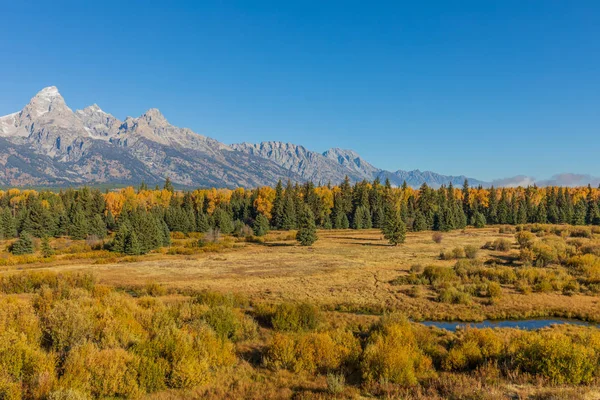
left=420, top=318, right=596, bottom=332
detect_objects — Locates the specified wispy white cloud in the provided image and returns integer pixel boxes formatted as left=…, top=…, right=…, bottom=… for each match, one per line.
left=492, top=174, right=600, bottom=187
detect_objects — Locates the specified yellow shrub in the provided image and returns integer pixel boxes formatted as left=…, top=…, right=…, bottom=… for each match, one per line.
left=442, top=328, right=503, bottom=371
left=515, top=231, right=536, bottom=249
left=0, top=296, right=42, bottom=343
left=264, top=333, right=297, bottom=371
left=0, top=371, right=21, bottom=400
left=46, top=300, right=94, bottom=352
left=0, top=330, right=57, bottom=399
left=265, top=330, right=360, bottom=374
left=60, top=343, right=141, bottom=398
left=511, top=332, right=597, bottom=384
left=361, top=316, right=434, bottom=386
left=568, top=254, right=600, bottom=283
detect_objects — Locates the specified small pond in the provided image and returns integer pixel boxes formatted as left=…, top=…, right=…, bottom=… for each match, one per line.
left=419, top=318, right=597, bottom=332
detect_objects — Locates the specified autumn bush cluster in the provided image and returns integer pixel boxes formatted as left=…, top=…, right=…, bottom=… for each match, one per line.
left=3, top=270, right=600, bottom=398
left=397, top=224, right=600, bottom=304
left=0, top=272, right=239, bottom=399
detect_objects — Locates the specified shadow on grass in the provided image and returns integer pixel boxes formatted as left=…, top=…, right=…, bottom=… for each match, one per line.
left=257, top=242, right=297, bottom=247
left=291, top=386, right=328, bottom=395
left=343, top=242, right=393, bottom=247
left=239, top=347, right=264, bottom=367
left=328, top=236, right=383, bottom=241
left=484, top=254, right=520, bottom=266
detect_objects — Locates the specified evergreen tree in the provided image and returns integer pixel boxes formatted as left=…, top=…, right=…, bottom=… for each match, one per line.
left=139, top=181, right=148, bottom=192
left=487, top=187, right=498, bottom=224
left=160, top=219, right=171, bottom=247
left=281, top=181, right=297, bottom=230
left=589, top=202, right=600, bottom=225
left=536, top=202, right=548, bottom=224
left=322, top=214, right=333, bottom=230
left=21, top=198, right=55, bottom=238
left=271, top=180, right=285, bottom=229
left=69, top=208, right=89, bottom=240
left=164, top=177, right=175, bottom=193
left=516, top=200, right=528, bottom=225
left=339, top=176, right=353, bottom=222
left=196, top=211, right=210, bottom=232
left=474, top=212, right=486, bottom=228
left=497, top=189, right=510, bottom=224
left=434, top=201, right=452, bottom=232
left=105, top=209, right=117, bottom=231
left=54, top=211, right=69, bottom=237
left=124, top=231, right=142, bottom=255
left=462, top=179, right=472, bottom=221
left=296, top=205, right=318, bottom=246
left=332, top=194, right=346, bottom=229
left=353, top=206, right=371, bottom=229
left=372, top=206, right=385, bottom=229
left=213, top=208, right=234, bottom=234
left=413, top=212, right=427, bottom=232
left=353, top=207, right=364, bottom=229
left=41, top=236, right=54, bottom=258
left=573, top=200, right=587, bottom=225
left=253, top=214, right=270, bottom=236
left=111, top=225, right=130, bottom=253
left=382, top=204, right=406, bottom=246
left=0, top=208, right=16, bottom=239
left=11, top=232, right=34, bottom=255
left=89, top=214, right=107, bottom=239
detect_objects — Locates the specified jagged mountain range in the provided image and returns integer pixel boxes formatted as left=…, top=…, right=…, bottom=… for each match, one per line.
left=0, top=87, right=485, bottom=188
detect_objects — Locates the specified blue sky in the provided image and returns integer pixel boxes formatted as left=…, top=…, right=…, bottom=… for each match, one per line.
left=1, top=1, right=599, bottom=181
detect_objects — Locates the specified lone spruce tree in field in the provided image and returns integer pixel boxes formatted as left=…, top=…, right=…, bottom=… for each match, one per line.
left=382, top=204, right=406, bottom=246
left=296, top=205, right=317, bottom=246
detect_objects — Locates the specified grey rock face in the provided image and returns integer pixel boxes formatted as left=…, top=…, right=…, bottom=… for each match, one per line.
left=231, top=142, right=356, bottom=184
left=0, top=86, right=486, bottom=188
left=0, top=87, right=93, bottom=161
left=75, top=104, right=121, bottom=139
left=322, top=148, right=379, bottom=180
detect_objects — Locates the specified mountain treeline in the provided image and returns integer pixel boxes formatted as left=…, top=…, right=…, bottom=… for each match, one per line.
left=1, top=178, right=600, bottom=254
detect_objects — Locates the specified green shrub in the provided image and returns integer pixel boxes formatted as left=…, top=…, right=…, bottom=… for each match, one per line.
left=326, top=372, right=345, bottom=394
left=438, top=288, right=472, bottom=305
left=485, top=238, right=512, bottom=251
left=203, top=306, right=257, bottom=341
left=271, top=302, right=320, bottom=332
left=10, top=232, right=35, bottom=255
left=423, top=266, right=458, bottom=286
left=464, top=245, right=479, bottom=259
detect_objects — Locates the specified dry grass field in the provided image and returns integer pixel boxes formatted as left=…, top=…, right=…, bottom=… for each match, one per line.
left=5, top=227, right=600, bottom=398
left=3, top=227, right=600, bottom=323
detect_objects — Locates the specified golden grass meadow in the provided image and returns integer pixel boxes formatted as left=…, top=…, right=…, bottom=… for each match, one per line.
left=3, top=225, right=600, bottom=398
